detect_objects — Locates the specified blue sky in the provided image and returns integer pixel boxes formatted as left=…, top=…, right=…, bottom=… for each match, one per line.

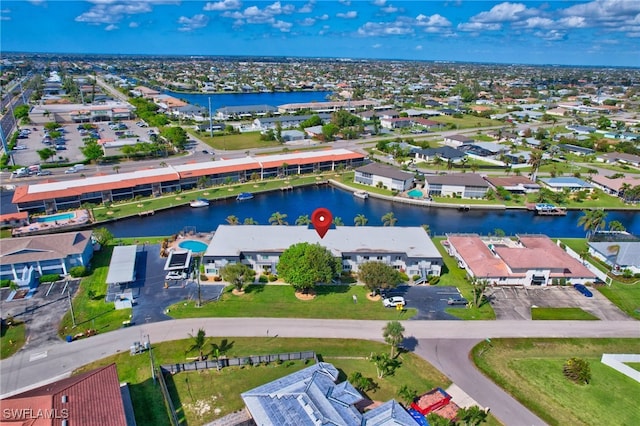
left=1, top=1, right=639, bottom=66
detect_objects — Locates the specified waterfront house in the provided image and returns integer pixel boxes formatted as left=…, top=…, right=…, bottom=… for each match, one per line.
left=423, top=173, right=489, bottom=199
left=241, top=362, right=417, bottom=426
left=354, top=163, right=415, bottom=191
left=539, top=177, right=593, bottom=192
left=215, top=105, right=277, bottom=120
left=588, top=240, right=640, bottom=275
left=446, top=234, right=596, bottom=286
left=484, top=175, right=540, bottom=194
left=202, top=225, right=442, bottom=279
left=0, top=211, right=29, bottom=228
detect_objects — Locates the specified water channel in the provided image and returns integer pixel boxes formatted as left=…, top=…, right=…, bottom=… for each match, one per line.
left=102, top=185, right=640, bottom=238
left=164, top=90, right=333, bottom=110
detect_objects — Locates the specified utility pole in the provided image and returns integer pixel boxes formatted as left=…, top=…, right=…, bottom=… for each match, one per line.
left=196, top=256, right=202, bottom=307
left=67, top=285, right=76, bottom=328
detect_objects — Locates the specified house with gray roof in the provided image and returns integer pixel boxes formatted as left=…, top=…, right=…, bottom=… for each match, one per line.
left=458, top=142, right=507, bottom=158
left=241, top=362, right=417, bottom=426
left=215, top=104, right=277, bottom=120
left=354, top=163, right=415, bottom=191
left=253, top=114, right=331, bottom=131
left=203, top=225, right=442, bottom=280
left=443, top=134, right=474, bottom=147
left=0, top=230, right=94, bottom=286
left=539, top=177, right=593, bottom=192
left=412, top=146, right=466, bottom=162
left=558, top=144, right=595, bottom=156
left=424, top=173, right=489, bottom=199
left=588, top=241, right=640, bottom=274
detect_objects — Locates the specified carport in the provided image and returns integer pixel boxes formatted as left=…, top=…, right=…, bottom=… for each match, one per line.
left=106, top=245, right=138, bottom=285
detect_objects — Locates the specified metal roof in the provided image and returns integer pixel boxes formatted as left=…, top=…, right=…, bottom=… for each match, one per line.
left=105, top=245, right=137, bottom=284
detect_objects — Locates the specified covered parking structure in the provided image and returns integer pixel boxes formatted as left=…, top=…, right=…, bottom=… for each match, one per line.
left=106, top=245, right=138, bottom=286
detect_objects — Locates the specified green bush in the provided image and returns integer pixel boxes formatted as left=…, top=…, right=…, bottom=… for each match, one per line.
left=69, top=266, right=88, bottom=278
left=0, top=279, right=13, bottom=288
left=399, top=272, right=409, bottom=282
left=258, top=275, right=269, bottom=283
left=412, top=275, right=421, bottom=281
left=39, top=274, right=60, bottom=283
left=268, top=275, right=278, bottom=282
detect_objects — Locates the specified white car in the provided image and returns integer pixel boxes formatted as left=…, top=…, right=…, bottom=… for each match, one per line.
left=64, top=168, right=78, bottom=174
left=382, top=296, right=406, bottom=308
left=166, top=271, right=187, bottom=280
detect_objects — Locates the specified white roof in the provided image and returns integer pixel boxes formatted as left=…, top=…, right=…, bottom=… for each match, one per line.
left=205, top=225, right=441, bottom=259
left=105, top=245, right=137, bottom=284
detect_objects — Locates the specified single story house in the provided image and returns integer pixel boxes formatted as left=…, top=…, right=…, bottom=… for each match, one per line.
left=354, top=163, right=415, bottom=191
left=0, top=230, right=94, bottom=285
left=444, top=134, right=474, bottom=147
left=0, top=364, right=133, bottom=426
left=203, top=225, right=442, bottom=280
left=424, top=173, right=489, bottom=199
left=558, top=144, right=595, bottom=156
left=241, top=362, right=417, bottom=426
left=484, top=175, right=540, bottom=194
left=588, top=241, right=640, bottom=275
left=253, top=114, right=331, bottom=131
left=539, top=177, right=593, bottom=192
left=216, top=105, right=277, bottom=120
left=0, top=211, right=29, bottom=228
left=566, top=124, right=596, bottom=134
left=589, top=174, right=640, bottom=197
left=446, top=234, right=597, bottom=286
left=413, top=146, right=466, bottom=162
left=458, top=142, right=507, bottom=157
left=599, top=152, right=640, bottom=167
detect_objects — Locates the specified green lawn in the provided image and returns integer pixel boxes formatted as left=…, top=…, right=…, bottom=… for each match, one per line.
left=472, top=338, right=640, bottom=426
left=77, top=337, right=451, bottom=426
left=0, top=320, right=26, bottom=359
left=624, top=362, right=640, bottom=371
left=531, top=307, right=599, bottom=320
left=431, top=115, right=504, bottom=129
left=168, top=284, right=417, bottom=320
left=187, top=129, right=282, bottom=150
left=0, top=228, right=11, bottom=239
left=58, top=246, right=132, bottom=338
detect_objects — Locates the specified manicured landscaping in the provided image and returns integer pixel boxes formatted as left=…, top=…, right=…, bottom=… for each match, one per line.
left=531, top=307, right=599, bottom=320
left=168, top=284, right=418, bottom=320
left=0, top=320, right=26, bottom=359
left=58, top=246, right=132, bottom=338
left=472, top=338, right=640, bottom=426
left=76, top=337, right=451, bottom=426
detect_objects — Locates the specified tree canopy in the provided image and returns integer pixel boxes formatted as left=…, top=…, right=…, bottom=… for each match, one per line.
left=160, top=126, right=188, bottom=150
left=220, top=263, right=255, bottom=291
left=358, top=261, right=400, bottom=295
left=277, top=242, right=340, bottom=293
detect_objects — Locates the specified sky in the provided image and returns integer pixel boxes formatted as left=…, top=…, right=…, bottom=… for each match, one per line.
left=1, top=1, right=639, bottom=67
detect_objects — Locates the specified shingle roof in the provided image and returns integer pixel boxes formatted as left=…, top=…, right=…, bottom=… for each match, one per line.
left=355, top=163, right=414, bottom=181
left=425, top=173, right=489, bottom=187
left=0, top=231, right=92, bottom=264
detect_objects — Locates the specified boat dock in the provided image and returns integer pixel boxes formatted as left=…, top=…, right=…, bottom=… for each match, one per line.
left=530, top=203, right=567, bottom=216
left=138, top=210, right=155, bottom=217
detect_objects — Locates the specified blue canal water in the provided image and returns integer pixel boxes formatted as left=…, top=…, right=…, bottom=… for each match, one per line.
left=164, top=90, right=333, bottom=110
left=103, top=186, right=640, bottom=238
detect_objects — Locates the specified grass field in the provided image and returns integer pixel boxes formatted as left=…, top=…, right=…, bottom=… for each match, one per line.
left=168, top=284, right=418, bottom=320
left=57, top=246, right=131, bottom=337
left=187, top=129, right=282, bottom=150
left=531, top=307, right=599, bottom=320
left=0, top=320, right=26, bottom=359
left=625, top=362, right=640, bottom=371
left=77, top=337, right=451, bottom=426
left=431, top=115, right=504, bottom=129
left=472, top=338, right=640, bottom=426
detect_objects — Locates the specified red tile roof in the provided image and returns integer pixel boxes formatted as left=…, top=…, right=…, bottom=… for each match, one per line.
left=0, top=211, right=28, bottom=222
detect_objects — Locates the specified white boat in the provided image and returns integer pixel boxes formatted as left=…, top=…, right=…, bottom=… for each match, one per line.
left=354, top=191, right=369, bottom=199
left=190, top=198, right=210, bottom=208
left=236, top=192, right=254, bottom=201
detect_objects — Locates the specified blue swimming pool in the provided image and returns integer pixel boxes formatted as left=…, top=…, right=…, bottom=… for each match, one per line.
left=37, top=212, right=74, bottom=223
left=407, top=189, right=424, bottom=198
left=178, top=240, right=208, bottom=253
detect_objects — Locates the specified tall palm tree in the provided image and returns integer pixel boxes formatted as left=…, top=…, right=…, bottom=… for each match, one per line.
left=383, top=321, right=405, bottom=358
left=187, top=328, right=208, bottom=361
left=226, top=215, right=239, bottom=225
left=577, top=209, right=607, bottom=238
left=295, top=215, right=311, bottom=225
left=619, top=183, right=631, bottom=201
left=269, top=211, right=288, bottom=225
left=381, top=212, right=397, bottom=227
left=528, top=149, right=544, bottom=182
left=354, top=214, right=368, bottom=226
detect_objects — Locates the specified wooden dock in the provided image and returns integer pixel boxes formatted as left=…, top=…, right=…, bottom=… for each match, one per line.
left=138, top=210, right=155, bottom=217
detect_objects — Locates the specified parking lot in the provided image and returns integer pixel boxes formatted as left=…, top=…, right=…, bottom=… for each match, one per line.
left=486, top=285, right=631, bottom=320
left=383, top=285, right=466, bottom=320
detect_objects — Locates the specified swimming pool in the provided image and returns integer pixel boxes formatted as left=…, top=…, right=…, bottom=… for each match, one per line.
left=178, top=240, right=208, bottom=253
left=407, top=189, right=424, bottom=198
left=37, top=212, right=75, bottom=223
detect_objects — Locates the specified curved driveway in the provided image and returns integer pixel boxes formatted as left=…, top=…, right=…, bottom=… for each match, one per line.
left=1, top=319, right=638, bottom=425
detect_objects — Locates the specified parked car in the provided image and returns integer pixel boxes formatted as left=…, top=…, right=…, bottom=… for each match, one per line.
left=55, top=145, right=66, bottom=150
left=64, top=167, right=79, bottom=174
left=36, top=170, right=52, bottom=176
left=447, top=297, right=468, bottom=305
left=13, top=145, right=27, bottom=150
left=166, top=271, right=187, bottom=280
left=573, top=283, right=593, bottom=298
left=202, top=150, right=210, bottom=154
left=382, top=296, right=406, bottom=308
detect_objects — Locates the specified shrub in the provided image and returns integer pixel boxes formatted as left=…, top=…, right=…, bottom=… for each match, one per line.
left=398, top=272, right=409, bottom=282
left=39, top=274, right=60, bottom=283
left=69, top=266, right=88, bottom=278
left=258, top=275, right=269, bottom=283
left=200, top=274, right=208, bottom=282
left=412, top=274, right=421, bottom=281
left=0, top=279, right=12, bottom=288
left=213, top=276, right=222, bottom=282
left=563, top=357, right=591, bottom=384
left=268, top=275, right=278, bottom=282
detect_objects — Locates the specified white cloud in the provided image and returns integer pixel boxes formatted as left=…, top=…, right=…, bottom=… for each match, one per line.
left=534, top=29, right=566, bottom=41
left=105, top=24, right=118, bottom=31
left=338, top=0, right=351, bottom=5
left=516, top=16, right=554, bottom=29
left=557, top=16, right=587, bottom=29
left=0, top=9, right=10, bottom=21
left=129, top=21, right=139, bottom=28
left=372, top=43, right=382, bottom=48
left=300, top=17, right=315, bottom=26
left=75, top=2, right=153, bottom=25
left=337, top=11, right=358, bottom=19
left=372, top=0, right=386, bottom=6
left=357, top=21, right=413, bottom=36
left=298, top=1, right=315, bottom=14
left=416, top=13, right=451, bottom=28
left=317, top=14, right=329, bottom=21
left=471, top=2, right=531, bottom=23
left=221, top=1, right=293, bottom=25
left=204, top=0, right=242, bottom=11
left=457, top=21, right=501, bottom=32
left=381, top=5, right=398, bottom=14
left=27, top=0, right=45, bottom=4
left=273, top=20, right=292, bottom=32
left=415, top=44, right=423, bottom=50
left=178, top=14, right=209, bottom=31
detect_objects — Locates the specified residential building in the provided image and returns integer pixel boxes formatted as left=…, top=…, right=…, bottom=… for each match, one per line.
left=599, top=152, right=640, bottom=167
left=589, top=174, right=640, bottom=197
left=558, top=143, right=595, bottom=156
left=241, top=362, right=417, bottom=426
left=203, top=225, right=442, bottom=279
left=443, top=134, right=474, bottom=147
left=412, top=146, right=466, bottom=163
left=0, top=230, right=94, bottom=284
left=0, top=364, right=135, bottom=426
left=424, top=173, right=489, bottom=199
left=215, top=105, right=277, bottom=120
left=484, top=176, right=540, bottom=194
left=12, top=149, right=365, bottom=213
left=458, top=142, right=507, bottom=158
left=354, top=163, right=415, bottom=191
left=588, top=240, right=640, bottom=275
left=0, top=211, right=29, bottom=228
left=277, top=99, right=378, bottom=114
left=252, top=113, right=331, bottom=131
left=445, top=234, right=596, bottom=286
left=539, top=177, right=593, bottom=192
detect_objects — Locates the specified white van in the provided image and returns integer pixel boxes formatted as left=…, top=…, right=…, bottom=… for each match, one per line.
left=72, top=164, right=86, bottom=171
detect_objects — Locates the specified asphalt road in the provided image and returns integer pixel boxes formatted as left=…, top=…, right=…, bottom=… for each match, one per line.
left=1, top=318, right=638, bottom=425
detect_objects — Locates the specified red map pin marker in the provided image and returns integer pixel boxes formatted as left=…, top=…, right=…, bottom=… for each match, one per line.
left=311, top=207, right=333, bottom=239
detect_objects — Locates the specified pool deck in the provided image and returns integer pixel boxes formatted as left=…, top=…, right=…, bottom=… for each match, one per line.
left=168, top=232, right=213, bottom=253
left=11, top=210, right=91, bottom=237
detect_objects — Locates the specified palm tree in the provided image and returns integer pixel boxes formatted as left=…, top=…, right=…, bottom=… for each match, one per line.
left=577, top=209, right=607, bottom=238
left=381, top=212, right=397, bottom=227
left=422, top=224, right=431, bottom=235
left=460, top=157, right=469, bottom=172
left=295, top=215, right=311, bottom=226
left=608, top=220, right=626, bottom=232
left=619, top=183, right=631, bottom=201
left=269, top=211, right=288, bottom=225
left=528, top=149, right=544, bottom=181
left=383, top=321, right=405, bottom=358
left=187, top=328, right=208, bottom=361
left=159, top=161, right=168, bottom=168
left=226, top=215, right=239, bottom=225
left=113, top=166, right=120, bottom=174
left=243, top=217, right=258, bottom=225
left=354, top=214, right=368, bottom=226
left=333, top=217, right=344, bottom=226
left=433, top=156, right=443, bottom=171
